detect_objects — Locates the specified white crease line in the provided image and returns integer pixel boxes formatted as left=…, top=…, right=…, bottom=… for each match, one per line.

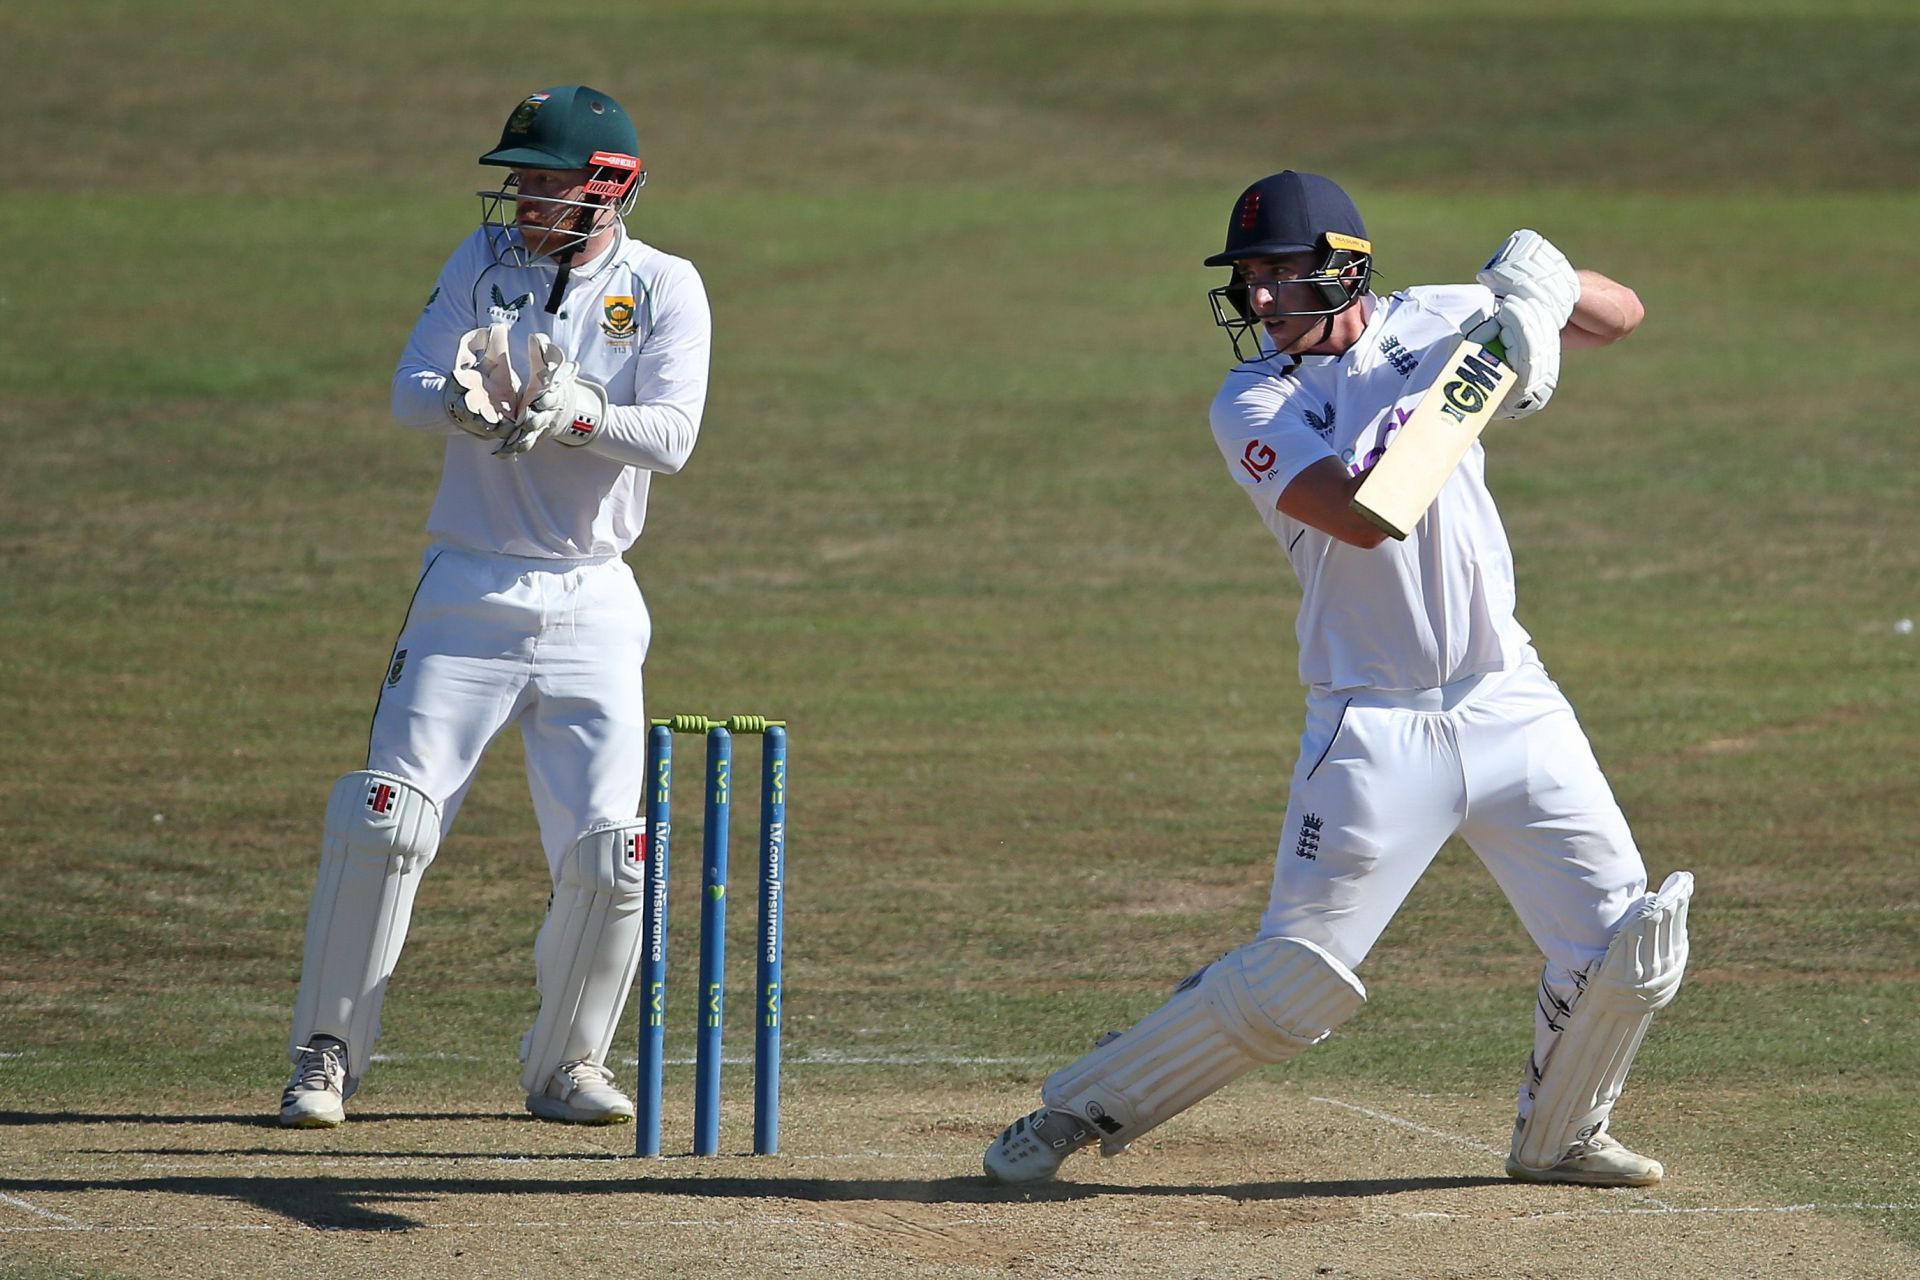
left=0, top=1218, right=851, bottom=1236
left=0, top=1192, right=81, bottom=1225
left=0, top=1225, right=274, bottom=1235
left=566, top=1155, right=945, bottom=1167
left=365, top=1052, right=1052, bottom=1068
left=1309, top=1096, right=1505, bottom=1156
left=1374, top=1202, right=1917, bottom=1224
left=752, top=1054, right=1053, bottom=1067
left=1304, top=1097, right=1876, bottom=1222
left=120, top=1152, right=953, bottom=1171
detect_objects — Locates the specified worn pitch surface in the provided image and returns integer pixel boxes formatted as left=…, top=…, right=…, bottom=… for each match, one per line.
left=5, top=1084, right=1914, bottom=1280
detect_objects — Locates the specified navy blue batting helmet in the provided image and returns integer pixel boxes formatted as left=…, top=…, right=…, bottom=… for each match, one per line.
left=1205, top=171, right=1374, bottom=362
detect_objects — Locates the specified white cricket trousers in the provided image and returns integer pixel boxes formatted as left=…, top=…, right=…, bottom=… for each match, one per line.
left=1259, top=658, right=1649, bottom=1116
left=367, top=545, right=652, bottom=878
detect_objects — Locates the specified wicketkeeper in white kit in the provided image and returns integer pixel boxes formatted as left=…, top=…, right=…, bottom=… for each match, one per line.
left=985, top=171, right=1693, bottom=1187
left=279, top=85, right=711, bottom=1127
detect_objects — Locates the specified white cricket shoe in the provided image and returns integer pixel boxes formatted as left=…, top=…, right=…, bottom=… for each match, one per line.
left=1506, top=1122, right=1665, bottom=1187
left=280, top=1036, right=353, bottom=1128
left=983, top=1106, right=1098, bottom=1184
left=526, top=1059, right=636, bottom=1125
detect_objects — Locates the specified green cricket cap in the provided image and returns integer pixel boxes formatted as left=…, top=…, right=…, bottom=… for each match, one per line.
left=479, top=85, right=639, bottom=171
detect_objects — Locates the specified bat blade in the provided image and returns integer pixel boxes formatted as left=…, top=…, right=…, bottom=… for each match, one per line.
left=1350, top=334, right=1516, bottom=539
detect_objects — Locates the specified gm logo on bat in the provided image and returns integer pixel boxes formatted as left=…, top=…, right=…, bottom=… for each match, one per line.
left=1439, top=348, right=1507, bottom=424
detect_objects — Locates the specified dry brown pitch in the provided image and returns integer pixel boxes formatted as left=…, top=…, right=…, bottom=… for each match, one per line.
left=4, top=1082, right=1912, bottom=1279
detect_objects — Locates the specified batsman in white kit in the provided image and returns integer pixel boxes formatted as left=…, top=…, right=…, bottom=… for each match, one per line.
left=279, top=85, right=711, bottom=1128
left=985, top=171, right=1693, bottom=1187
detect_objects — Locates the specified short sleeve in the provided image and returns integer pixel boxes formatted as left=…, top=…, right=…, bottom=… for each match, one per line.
left=1208, top=369, right=1338, bottom=512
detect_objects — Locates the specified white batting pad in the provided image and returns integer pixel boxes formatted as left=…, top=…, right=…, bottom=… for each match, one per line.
left=519, top=819, right=649, bottom=1093
left=1514, top=870, right=1694, bottom=1171
left=288, top=772, right=441, bottom=1081
left=1042, top=936, right=1366, bottom=1151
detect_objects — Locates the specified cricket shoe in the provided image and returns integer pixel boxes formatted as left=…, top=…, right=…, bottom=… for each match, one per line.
left=280, top=1035, right=354, bottom=1128
left=983, top=1106, right=1098, bottom=1184
left=1506, top=1122, right=1664, bottom=1187
left=526, top=1059, right=636, bottom=1125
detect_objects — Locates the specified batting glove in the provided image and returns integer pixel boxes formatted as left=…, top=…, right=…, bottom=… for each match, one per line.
left=1478, top=230, right=1580, bottom=331
left=495, top=334, right=608, bottom=456
left=1464, top=295, right=1560, bottom=421
left=444, top=324, right=521, bottom=442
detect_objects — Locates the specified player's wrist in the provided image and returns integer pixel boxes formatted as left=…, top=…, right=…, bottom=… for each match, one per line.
left=553, top=378, right=608, bottom=447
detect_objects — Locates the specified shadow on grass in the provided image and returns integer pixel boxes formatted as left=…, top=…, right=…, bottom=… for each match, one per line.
left=0, top=1171, right=1512, bottom=1232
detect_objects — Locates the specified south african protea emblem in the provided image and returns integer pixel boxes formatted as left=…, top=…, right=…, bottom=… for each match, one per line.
left=601, top=295, right=637, bottom=342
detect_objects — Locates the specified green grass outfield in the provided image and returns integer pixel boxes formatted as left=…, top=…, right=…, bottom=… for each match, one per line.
left=2, top=0, right=1916, bottom=1272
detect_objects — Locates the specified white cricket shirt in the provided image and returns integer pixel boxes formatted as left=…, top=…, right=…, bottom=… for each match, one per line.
left=392, top=224, right=712, bottom=559
left=1209, top=286, right=1532, bottom=693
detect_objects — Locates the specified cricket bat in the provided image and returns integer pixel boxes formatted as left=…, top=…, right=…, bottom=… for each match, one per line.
left=1349, top=332, right=1516, bottom=539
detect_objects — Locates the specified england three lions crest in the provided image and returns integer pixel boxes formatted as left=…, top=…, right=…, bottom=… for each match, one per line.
left=601, top=295, right=637, bottom=343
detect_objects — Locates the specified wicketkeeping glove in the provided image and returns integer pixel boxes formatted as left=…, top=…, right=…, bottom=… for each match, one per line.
left=494, top=333, right=608, bottom=456
left=443, top=324, right=522, bottom=442
left=1478, top=229, right=1580, bottom=331
left=1464, top=295, right=1560, bottom=420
